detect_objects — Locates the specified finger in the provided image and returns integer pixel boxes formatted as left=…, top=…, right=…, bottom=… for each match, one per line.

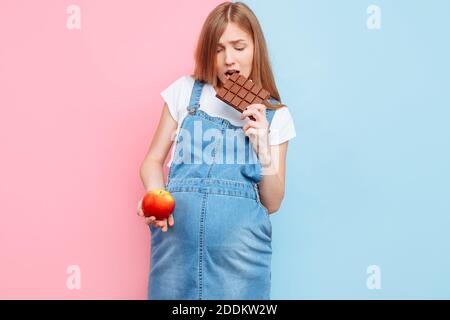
left=241, top=108, right=262, bottom=122
left=248, top=103, right=265, bottom=112
left=168, top=214, right=174, bottom=227
left=244, top=127, right=258, bottom=137
left=243, top=121, right=268, bottom=133
left=161, top=219, right=168, bottom=232
left=241, top=104, right=265, bottom=122
left=153, top=220, right=161, bottom=228
left=136, top=200, right=142, bottom=216
left=144, top=217, right=155, bottom=225
left=243, top=120, right=258, bottom=131
left=137, top=208, right=144, bottom=217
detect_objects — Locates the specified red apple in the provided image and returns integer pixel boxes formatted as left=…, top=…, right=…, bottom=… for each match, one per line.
left=142, top=189, right=175, bottom=220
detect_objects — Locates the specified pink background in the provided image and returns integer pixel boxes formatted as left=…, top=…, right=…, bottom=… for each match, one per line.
left=0, top=0, right=226, bottom=299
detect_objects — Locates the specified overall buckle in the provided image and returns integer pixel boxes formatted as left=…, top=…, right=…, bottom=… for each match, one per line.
left=187, top=104, right=199, bottom=115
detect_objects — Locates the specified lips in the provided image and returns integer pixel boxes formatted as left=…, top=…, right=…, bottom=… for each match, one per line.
left=225, top=70, right=239, bottom=79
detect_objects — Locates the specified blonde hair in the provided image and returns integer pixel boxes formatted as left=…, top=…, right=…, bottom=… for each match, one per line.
left=192, top=1, right=284, bottom=110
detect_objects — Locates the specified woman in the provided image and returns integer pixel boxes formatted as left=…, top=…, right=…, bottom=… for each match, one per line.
left=138, top=1, right=296, bottom=300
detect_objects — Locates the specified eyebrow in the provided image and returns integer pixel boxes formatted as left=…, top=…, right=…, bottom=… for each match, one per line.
left=217, top=39, right=247, bottom=46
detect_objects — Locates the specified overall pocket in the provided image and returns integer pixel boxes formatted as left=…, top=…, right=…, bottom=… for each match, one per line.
left=254, top=184, right=271, bottom=229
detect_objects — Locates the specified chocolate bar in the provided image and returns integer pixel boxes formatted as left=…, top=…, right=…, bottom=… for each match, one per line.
left=215, top=72, right=271, bottom=121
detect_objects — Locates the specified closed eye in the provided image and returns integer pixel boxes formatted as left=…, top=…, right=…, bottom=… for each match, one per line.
left=217, top=46, right=245, bottom=52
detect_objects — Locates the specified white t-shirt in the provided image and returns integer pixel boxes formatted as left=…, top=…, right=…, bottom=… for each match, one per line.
left=161, top=75, right=297, bottom=167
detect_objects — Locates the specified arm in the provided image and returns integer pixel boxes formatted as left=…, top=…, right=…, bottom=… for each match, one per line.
left=139, top=102, right=177, bottom=191
left=240, top=104, right=289, bottom=214
left=257, top=141, right=288, bottom=214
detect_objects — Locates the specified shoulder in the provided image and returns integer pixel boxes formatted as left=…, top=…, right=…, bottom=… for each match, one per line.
left=269, top=105, right=297, bottom=144
left=274, top=105, right=292, bottom=117
left=160, top=75, right=197, bottom=121
left=272, top=106, right=296, bottom=137
left=161, top=75, right=196, bottom=104
left=271, top=105, right=294, bottom=125
left=267, top=98, right=291, bottom=119
left=164, top=74, right=195, bottom=91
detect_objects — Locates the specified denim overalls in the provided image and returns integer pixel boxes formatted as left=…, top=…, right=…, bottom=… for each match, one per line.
left=148, top=79, right=277, bottom=300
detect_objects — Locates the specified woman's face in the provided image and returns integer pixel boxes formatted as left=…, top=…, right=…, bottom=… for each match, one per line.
left=216, top=22, right=254, bottom=86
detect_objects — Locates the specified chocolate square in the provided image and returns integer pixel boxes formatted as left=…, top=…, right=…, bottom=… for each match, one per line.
left=224, top=91, right=235, bottom=102
left=251, top=83, right=262, bottom=95
left=224, top=80, right=233, bottom=90
left=230, top=72, right=240, bottom=82
left=231, top=96, right=242, bottom=106
left=244, top=92, right=255, bottom=103
left=237, top=87, right=247, bottom=99
left=230, top=83, right=241, bottom=94
left=218, top=87, right=228, bottom=98
left=236, top=75, right=246, bottom=86
left=238, top=100, right=250, bottom=109
left=254, top=97, right=263, bottom=104
left=258, top=88, right=270, bottom=100
left=243, top=80, right=254, bottom=90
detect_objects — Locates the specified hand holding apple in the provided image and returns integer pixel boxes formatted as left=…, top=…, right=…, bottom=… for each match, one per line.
left=137, top=189, right=175, bottom=232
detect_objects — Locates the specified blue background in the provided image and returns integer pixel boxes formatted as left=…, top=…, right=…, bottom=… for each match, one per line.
left=240, top=0, right=450, bottom=299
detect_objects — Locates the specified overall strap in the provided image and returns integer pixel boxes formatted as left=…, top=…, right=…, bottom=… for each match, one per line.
left=186, top=80, right=205, bottom=114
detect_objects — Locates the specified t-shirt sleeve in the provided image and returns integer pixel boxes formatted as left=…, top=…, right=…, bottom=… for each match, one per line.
left=268, top=106, right=297, bottom=145
left=160, top=75, right=190, bottom=122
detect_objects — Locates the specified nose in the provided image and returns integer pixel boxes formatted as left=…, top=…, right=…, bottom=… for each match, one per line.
left=224, top=47, right=235, bottom=66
